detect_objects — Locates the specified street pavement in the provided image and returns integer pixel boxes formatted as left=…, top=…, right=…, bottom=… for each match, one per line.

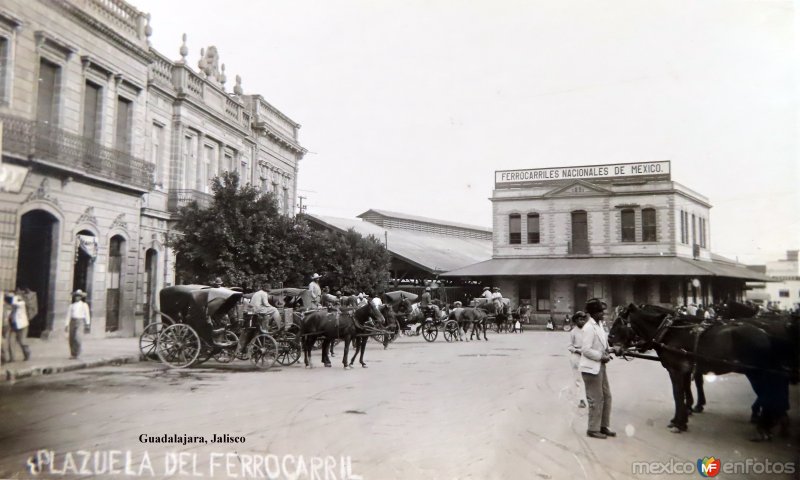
left=0, top=331, right=797, bottom=480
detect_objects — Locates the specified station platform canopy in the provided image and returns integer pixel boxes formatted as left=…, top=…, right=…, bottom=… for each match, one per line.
left=441, top=256, right=773, bottom=281
left=305, top=214, right=492, bottom=274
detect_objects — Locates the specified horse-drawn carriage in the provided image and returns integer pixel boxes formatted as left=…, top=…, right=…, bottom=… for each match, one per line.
left=382, top=291, right=460, bottom=343
left=138, top=285, right=301, bottom=369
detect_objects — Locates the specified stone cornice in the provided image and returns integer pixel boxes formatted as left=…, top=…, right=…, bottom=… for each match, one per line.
left=0, top=11, right=23, bottom=30
left=254, top=121, right=307, bottom=155
left=173, top=93, right=253, bottom=143
left=54, top=1, right=153, bottom=64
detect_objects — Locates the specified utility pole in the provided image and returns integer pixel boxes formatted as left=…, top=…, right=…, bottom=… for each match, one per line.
left=298, top=195, right=307, bottom=215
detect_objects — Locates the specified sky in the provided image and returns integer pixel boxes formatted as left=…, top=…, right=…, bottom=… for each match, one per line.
left=135, top=0, right=798, bottom=265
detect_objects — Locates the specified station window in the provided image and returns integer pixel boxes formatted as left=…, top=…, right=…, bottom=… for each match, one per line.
left=642, top=208, right=657, bottom=242
left=779, top=290, right=789, bottom=298
left=621, top=209, right=635, bottom=242
left=509, top=214, right=521, bottom=244
left=527, top=213, right=540, bottom=244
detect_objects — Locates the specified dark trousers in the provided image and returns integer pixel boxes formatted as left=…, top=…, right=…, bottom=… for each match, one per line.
left=582, top=363, right=612, bottom=432
left=3, top=326, right=29, bottom=361
left=69, top=319, right=83, bottom=358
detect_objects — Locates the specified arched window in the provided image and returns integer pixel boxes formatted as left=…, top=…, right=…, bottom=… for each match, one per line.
left=642, top=208, right=657, bottom=242
left=621, top=209, right=635, bottom=242
left=527, top=213, right=540, bottom=244
left=509, top=214, right=521, bottom=244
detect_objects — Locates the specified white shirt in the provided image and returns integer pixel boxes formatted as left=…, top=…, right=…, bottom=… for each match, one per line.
left=9, top=295, right=29, bottom=330
left=568, top=325, right=583, bottom=354
left=308, top=281, right=322, bottom=302
left=491, top=292, right=502, bottom=300
left=371, top=297, right=383, bottom=307
left=66, top=301, right=91, bottom=326
left=249, top=290, right=273, bottom=314
left=482, top=290, right=493, bottom=300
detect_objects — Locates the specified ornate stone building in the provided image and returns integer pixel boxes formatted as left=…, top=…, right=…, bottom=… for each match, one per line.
left=443, top=161, right=770, bottom=323
left=0, top=0, right=305, bottom=338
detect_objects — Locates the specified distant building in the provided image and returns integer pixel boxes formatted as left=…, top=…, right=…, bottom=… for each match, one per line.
left=357, top=208, right=492, bottom=240
left=0, top=0, right=305, bottom=338
left=746, top=250, right=800, bottom=310
left=442, top=161, right=769, bottom=322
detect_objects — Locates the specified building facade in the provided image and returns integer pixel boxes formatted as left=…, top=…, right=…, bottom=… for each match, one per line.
left=443, top=161, right=767, bottom=322
left=746, top=250, right=800, bottom=311
left=0, top=0, right=305, bottom=338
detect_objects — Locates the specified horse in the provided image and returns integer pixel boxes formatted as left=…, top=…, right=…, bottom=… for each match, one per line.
left=475, top=297, right=509, bottom=334
left=609, top=303, right=789, bottom=440
left=300, top=300, right=386, bottom=369
left=448, top=306, right=488, bottom=341
left=349, top=305, right=396, bottom=366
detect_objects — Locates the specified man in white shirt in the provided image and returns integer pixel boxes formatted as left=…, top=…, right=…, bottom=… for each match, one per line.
left=3, top=293, right=31, bottom=362
left=567, top=311, right=588, bottom=408
left=238, top=285, right=283, bottom=354
left=65, top=290, right=91, bottom=359
left=308, top=273, right=323, bottom=309
left=481, top=286, right=493, bottom=302
left=579, top=298, right=615, bottom=439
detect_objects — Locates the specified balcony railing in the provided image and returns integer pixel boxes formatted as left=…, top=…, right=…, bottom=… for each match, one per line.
left=167, top=189, right=213, bottom=212
left=1, top=113, right=154, bottom=191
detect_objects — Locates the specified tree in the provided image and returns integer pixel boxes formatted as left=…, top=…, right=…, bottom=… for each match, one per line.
left=170, top=172, right=391, bottom=293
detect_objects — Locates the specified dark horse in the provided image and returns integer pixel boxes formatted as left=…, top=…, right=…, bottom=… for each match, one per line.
left=348, top=305, right=395, bottom=366
left=475, top=298, right=508, bottom=336
left=300, top=300, right=386, bottom=369
left=609, top=303, right=789, bottom=440
left=448, top=306, right=488, bottom=341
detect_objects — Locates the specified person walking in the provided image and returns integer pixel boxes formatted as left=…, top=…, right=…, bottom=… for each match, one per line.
left=567, top=311, right=588, bottom=408
left=65, top=290, right=91, bottom=359
left=579, top=298, right=615, bottom=439
left=3, top=292, right=31, bottom=362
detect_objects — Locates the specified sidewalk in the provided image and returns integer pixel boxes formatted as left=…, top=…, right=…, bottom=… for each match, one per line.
left=1, top=335, right=141, bottom=382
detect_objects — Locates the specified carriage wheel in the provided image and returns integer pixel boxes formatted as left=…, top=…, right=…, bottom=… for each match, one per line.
left=443, top=320, right=459, bottom=342
left=213, top=331, right=239, bottom=363
left=276, top=334, right=301, bottom=366
left=139, top=322, right=165, bottom=361
left=422, top=323, right=438, bottom=342
left=248, top=334, right=278, bottom=370
left=156, top=324, right=201, bottom=369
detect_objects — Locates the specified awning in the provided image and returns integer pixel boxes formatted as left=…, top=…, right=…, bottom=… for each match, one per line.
left=441, top=256, right=774, bottom=282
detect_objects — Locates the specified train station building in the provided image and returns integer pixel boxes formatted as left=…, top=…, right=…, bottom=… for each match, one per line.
left=442, top=161, right=771, bottom=323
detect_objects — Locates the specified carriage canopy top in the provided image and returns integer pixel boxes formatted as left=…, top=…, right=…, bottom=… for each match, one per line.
left=383, top=291, right=419, bottom=303
left=159, top=285, right=243, bottom=341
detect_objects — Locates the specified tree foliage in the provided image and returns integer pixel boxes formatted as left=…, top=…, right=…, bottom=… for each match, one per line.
left=169, top=172, right=390, bottom=292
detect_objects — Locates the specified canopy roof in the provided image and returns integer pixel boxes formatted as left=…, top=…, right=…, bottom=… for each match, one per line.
left=441, top=256, right=774, bottom=281
left=305, top=214, right=492, bottom=274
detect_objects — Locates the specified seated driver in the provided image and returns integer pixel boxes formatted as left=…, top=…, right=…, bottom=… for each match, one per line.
left=419, top=287, right=441, bottom=320
left=237, top=283, right=284, bottom=354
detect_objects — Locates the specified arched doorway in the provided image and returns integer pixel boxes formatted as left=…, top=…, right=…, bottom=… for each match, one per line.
left=16, top=210, right=59, bottom=337
left=144, top=248, right=158, bottom=325
left=106, top=235, right=125, bottom=332
left=73, top=230, right=97, bottom=300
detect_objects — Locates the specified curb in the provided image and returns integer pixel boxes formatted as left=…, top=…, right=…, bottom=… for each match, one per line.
left=3, top=355, right=140, bottom=382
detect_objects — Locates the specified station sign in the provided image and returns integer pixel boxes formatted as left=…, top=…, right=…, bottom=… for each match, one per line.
left=495, top=160, right=671, bottom=188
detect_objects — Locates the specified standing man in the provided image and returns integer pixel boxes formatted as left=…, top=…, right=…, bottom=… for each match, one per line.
left=65, top=290, right=91, bottom=360
left=308, top=273, right=323, bottom=309
left=580, top=298, right=615, bottom=439
left=3, top=292, right=31, bottom=362
left=567, top=311, right=588, bottom=408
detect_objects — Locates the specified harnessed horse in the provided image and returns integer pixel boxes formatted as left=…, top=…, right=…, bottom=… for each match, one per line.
left=609, top=303, right=789, bottom=440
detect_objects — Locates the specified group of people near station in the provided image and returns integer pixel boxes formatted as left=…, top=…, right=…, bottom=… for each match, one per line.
left=567, top=298, right=617, bottom=440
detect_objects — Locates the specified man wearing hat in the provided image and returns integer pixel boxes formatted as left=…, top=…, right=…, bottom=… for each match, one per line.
left=419, top=286, right=441, bottom=320
left=210, top=277, right=223, bottom=288
left=308, top=273, right=323, bottom=309
left=3, top=292, right=31, bottom=362
left=579, top=298, right=615, bottom=439
left=65, top=290, right=91, bottom=359
left=481, top=286, right=493, bottom=302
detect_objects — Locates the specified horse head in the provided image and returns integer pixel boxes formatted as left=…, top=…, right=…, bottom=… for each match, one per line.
left=607, top=304, right=638, bottom=351
left=379, top=304, right=395, bottom=326
left=368, top=301, right=387, bottom=326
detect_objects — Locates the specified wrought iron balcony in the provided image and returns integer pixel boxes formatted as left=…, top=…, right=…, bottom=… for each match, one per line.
left=167, top=189, right=213, bottom=212
left=1, top=113, right=154, bottom=191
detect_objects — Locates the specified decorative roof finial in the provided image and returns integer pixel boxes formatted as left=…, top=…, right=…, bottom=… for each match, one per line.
left=197, top=47, right=207, bottom=77
left=220, top=63, right=227, bottom=87
left=233, top=75, right=243, bottom=96
left=144, top=14, right=153, bottom=44
left=179, top=33, right=188, bottom=63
